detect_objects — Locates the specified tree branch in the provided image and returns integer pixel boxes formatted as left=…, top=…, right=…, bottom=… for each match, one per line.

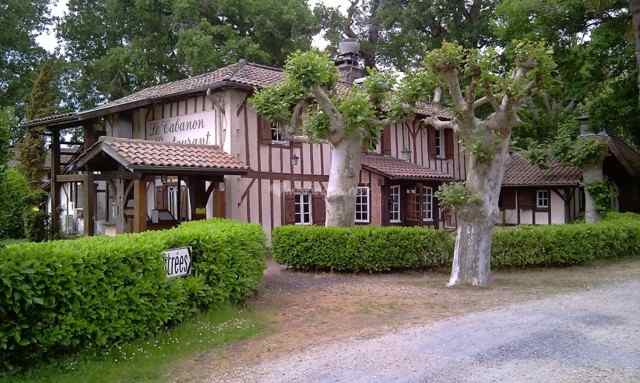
left=423, top=116, right=455, bottom=131
left=442, top=70, right=466, bottom=110
left=312, top=86, right=344, bottom=143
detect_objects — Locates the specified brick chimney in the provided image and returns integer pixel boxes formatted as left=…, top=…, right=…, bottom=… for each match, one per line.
left=335, top=38, right=365, bottom=84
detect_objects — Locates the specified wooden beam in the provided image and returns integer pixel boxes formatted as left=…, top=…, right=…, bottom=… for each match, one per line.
left=50, top=130, right=61, bottom=238
left=133, top=178, right=147, bottom=233
left=83, top=173, right=95, bottom=236
left=548, top=188, right=552, bottom=225
left=56, top=174, right=87, bottom=183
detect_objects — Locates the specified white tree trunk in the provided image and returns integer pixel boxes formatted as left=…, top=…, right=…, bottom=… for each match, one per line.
left=448, top=138, right=511, bottom=287
left=583, top=162, right=604, bottom=224
left=326, top=136, right=362, bottom=226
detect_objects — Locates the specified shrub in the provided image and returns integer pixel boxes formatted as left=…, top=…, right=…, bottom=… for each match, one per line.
left=0, top=219, right=266, bottom=371
left=273, top=213, right=640, bottom=272
left=272, top=226, right=454, bottom=272
left=492, top=213, right=640, bottom=267
left=0, top=169, right=30, bottom=239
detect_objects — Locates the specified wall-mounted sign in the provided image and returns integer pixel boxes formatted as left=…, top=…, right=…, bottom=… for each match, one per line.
left=147, top=110, right=216, bottom=145
left=163, top=247, right=192, bottom=278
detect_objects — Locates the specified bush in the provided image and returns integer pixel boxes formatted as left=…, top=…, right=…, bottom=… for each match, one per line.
left=272, top=226, right=454, bottom=272
left=273, top=213, right=640, bottom=272
left=492, top=213, right=640, bottom=267
left=0, top=169, right=30, bottom=239
left=0, top=219, right=266, bottom=371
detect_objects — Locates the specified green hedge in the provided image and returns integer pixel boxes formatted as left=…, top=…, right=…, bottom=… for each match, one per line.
left=272, top=226, right=454, bottom=272
left=492, top=213, right=640, bottom=267
left=273, top=213, right=640, bottom=272
left=0, top=219, right=266, bottom=371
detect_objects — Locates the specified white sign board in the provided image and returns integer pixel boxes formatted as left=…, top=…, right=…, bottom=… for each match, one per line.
left=147, top=110, right=216, bottom=145
left=163, top=247, right=192, bottom=278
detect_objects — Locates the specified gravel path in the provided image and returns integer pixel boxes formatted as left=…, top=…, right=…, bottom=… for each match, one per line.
left=213, top=280, right=640, bottom=383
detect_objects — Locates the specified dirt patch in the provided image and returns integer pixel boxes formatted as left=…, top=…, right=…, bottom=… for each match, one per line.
left=170, top=258, right=640, bottom=383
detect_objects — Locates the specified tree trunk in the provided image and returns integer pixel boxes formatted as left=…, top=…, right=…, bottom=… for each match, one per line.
left=631, top=0, right=640, bottom=103
left=325, top=136, right=362, bottom=226
left=583, top=162, right=604, bottom=224
left=448, top=139, right=511, bottom=287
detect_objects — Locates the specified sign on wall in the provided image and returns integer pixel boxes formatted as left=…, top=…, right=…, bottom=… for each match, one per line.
left=147, top=110, right=216, bottom=145
left=163, top=247, right=192, bottom=278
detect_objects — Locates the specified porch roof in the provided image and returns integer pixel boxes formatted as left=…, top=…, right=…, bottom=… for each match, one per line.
left=361, top=154, right=453, bottom=181
left=503, top=153, right=582, bottom=187
left=69, top=136, right=248, bottom=175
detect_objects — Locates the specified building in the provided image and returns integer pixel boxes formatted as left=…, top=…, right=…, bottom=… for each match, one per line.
left=22, top=48, right=639, bottom=237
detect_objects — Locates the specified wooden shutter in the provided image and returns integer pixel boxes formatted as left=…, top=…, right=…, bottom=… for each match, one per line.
left=444, top=129, right=454, bottom=160
left=283, top=192, right=296, bottom=225
left=428, top=126, right=437, bottom=159
left=500, top=189, right=516, bottom=209
left=312, top=192, right=326, bottom=225
left=259, top=117, right=272, bottom=145
left=180, top=185, right=189, bottom=218
left=155, top=186, right=166, bottom=210
left=518, top=189, right=535, bottom=209
left=406, top=190, right=420, bottom=225
left=381, top=126, right=392, bottom=155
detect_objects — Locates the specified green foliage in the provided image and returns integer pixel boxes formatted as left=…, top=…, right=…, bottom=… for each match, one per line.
left=424, top=41, right=466, bottom=72
left=273, top=214, right=640, bottom=272
left=492, top=213, right=640, bottom=267
left=435, top=182, right=481, bottom=209
left=338, top=89, right=379, bottom=141
left=272, top=226, right=454, bottom=272
left=0, top=169, right=30, bottom=239
left=0, top=219, right=266, bottom=371
left=585, top=181, right=617, bottom=214
left=284, top=50, right=338, bottom=90
left=0, top=306, right=259, bottom=383
left=59, top=0, right=319, bottom=106
left=22, top=190, right=49, bottom=242
left=0, top=108, right=12, bottom=172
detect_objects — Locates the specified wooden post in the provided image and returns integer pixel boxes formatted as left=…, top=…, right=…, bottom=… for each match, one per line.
left=83, top=173, right=95, bottom=236
left=176, top=177, right=182, bottom=221
left=516, top=190, right=521, bottom=225
left=50, top=129, right=61, bottom=238
left=133, top=178, right=147, bottom=233
left=548, top=188, right=552, bottom=225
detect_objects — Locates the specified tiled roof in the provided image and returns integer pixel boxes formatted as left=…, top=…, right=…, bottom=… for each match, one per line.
left=361, top=154, right=453, bottom=181
left=72, top=136, right=247, bottom=174
left=503, top=153, right=582, bottom=187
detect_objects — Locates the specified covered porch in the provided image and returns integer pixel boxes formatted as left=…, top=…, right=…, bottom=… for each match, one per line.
left=62, top=136, right=247, bottom=236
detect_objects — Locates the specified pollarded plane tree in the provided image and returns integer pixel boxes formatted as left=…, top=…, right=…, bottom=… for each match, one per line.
left=251, top=51, right=398, bottom=227
left=418, top=42, right=556, bottom=287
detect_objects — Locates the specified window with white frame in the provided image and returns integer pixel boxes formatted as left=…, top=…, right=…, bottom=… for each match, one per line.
left=389, top=185, right=401, bottom=223
left=422, top=186, right=434, bottom=221
left=271, top=121, right=287, bottom=143
left=355, top=186, right=370, bottom=223
left=536, top=190, right=550, bottom=209
left=295, top=191, right=312, bottom=225
left=434, top=129, right=442, bottom=158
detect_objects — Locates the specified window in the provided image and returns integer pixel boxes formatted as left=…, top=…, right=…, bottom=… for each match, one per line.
left=422, top=186, right=434, bottom=222
left=295, top=192, right=312, bottom=225
left=389, top=185, right=401, bottom=223
left=434, top=129, right=445, bottom=158
left=355, top=186, right=370, bottom=223
left=536, top=190, right=550, bottom=209
left=271, top=122, right=287, bottom=143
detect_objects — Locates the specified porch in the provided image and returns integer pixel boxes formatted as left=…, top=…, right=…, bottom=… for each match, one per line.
left=58, top=136, right=247, bottom=236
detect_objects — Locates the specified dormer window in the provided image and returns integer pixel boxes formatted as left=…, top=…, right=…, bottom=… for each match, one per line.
left=434, top=129, right=444, bottom=158
left=271, top=121, right=287, bottom=144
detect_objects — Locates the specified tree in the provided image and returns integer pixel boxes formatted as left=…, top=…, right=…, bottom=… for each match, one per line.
left=58, top=0, right=320, bottom=107
left=19, top=61, right=58, bottom=189
left=0, top=0, right=51, bottom=141
left=412, top=42, right=556, bottom=287
left=316, top=0, right=497, bottom=70
left=251, top=51, right=394, bottom=226
left=631, top=0, right=640, bottom=102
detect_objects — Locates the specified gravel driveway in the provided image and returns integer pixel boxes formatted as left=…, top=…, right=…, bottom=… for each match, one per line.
left=214, top=280, right=640, bottom=383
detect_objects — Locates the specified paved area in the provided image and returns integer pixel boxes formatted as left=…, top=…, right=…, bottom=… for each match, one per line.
left=214, top=280, right=640, bottom=383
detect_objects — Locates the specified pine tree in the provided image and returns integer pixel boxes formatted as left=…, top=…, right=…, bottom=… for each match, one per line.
left=19, top=61, right=58, bottom=189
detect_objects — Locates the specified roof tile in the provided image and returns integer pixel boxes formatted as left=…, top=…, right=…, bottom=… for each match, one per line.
left=362, top=154, right=453, bottom=181
left=503, top=153, right=582, bottom=187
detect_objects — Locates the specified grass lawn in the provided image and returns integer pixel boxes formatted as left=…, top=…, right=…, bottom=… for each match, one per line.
left=1, top=306, right=262, bottom=383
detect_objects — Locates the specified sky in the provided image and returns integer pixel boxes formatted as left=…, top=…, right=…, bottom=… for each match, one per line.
left=36, top=0, right=346, bottom=53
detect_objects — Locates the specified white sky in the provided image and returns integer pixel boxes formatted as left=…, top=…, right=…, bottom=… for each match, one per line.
left=36, top=0, right=346, bottom=53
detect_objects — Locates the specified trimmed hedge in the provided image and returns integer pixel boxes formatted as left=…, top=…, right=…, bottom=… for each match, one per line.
left=273, top=213, right=640, bottom=272
left=272, top=226, right=454, bottom=272
left=0, top=219, right=266, bottom=371
left=492, top=213, right=640, bottom=267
